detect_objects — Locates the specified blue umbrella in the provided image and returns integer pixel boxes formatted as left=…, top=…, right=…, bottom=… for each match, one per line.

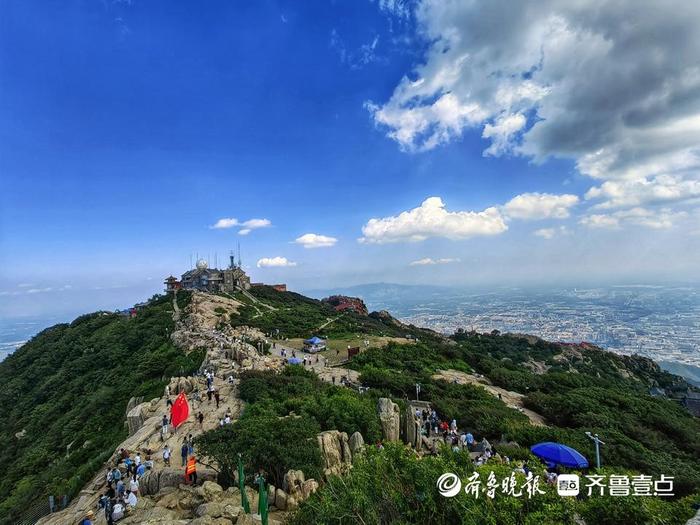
left=530, top=442, right=589, bottom=468
left=287, top=357, right=302, bottom=365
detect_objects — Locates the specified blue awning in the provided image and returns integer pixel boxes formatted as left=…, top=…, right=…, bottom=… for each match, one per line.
left=304, top=336, right=325, bottom=344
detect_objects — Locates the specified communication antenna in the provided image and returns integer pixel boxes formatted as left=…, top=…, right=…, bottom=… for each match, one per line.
left=237, top=242, right=242, bottom=268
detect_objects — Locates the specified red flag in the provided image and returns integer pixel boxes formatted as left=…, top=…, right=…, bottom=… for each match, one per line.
left=171, top=392, right=190, bottom=428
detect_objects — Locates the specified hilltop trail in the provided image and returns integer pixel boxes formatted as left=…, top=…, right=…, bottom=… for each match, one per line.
left=37, top=291, right=286, bottom=525
left=432, top=369, right=548, bottom=426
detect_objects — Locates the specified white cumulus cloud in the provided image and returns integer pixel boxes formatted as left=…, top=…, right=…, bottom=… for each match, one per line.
left=371, top=0, right=700, bottom=220
left=580, top=208, right=686, bottom=230
left=503, top=192, right=579, bottom=220
left=534, top=226, right=568, bottom=239
left=256, top=257, right=297, bottom=268
left=210, top=218, right=239, bottom=229
left=359, top=197, right=507, bottom=244
left=211, top=217, right=271, bottom=235
left=294, top=233, right=338, bottom=248
left=409, top=257, right=461, bottom=266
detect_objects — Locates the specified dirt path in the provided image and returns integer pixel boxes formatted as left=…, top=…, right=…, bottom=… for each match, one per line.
left=432, top=369, right=548, bottom=426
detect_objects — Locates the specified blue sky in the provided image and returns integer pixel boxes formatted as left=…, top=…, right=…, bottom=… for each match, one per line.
left=1, top=0, right=699, bottom=320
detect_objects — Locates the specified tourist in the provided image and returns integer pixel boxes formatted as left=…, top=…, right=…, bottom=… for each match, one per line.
left=79, top=510, right=95, bottom=525
left=224, top=414, right=231, bottom=424
left=112, top=466, right=121, bottom=482
left=188, top=434, right=194, bottom=455
left=207, top=389, right=213, bottom=403
left=116, top=479, right=125, bottom=498
left=227, top=375, right=234, bottom=384
left=106, top=468, right=113, bottom=486
left=161, top=414, right=169, bottom=436
left=104, top=497, right=115, bottom=525
left=136, top=462, right=146, bottom=478
left=165, top=385, right=171, bottom=397
left=450, top=419, right=457, bottom=432
left=198, top=412, right=204, bottom=427
left=125, top=489, right=137, bottom=508
left=112, top=500, right=125, bottom=522
left=129, top=474, right=139, bottom=495
left=214, top=390, right=220, bottom=408
left=465, top=432, right=474, bottom=449
left=192, top=389, right=201, bottom=408
left=186, top=455, right=198, bottom=485
left=163, top=445, right=171, bottom=466
left=180, top=442, right=189, bottom=467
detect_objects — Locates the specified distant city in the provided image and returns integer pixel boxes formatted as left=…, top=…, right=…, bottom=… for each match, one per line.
left=309, top=283, right=700, bottom=377
left=3, top=284, right=700, bottom=381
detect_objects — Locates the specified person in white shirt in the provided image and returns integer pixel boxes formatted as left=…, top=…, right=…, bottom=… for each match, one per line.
left=134, top=453, right=141, bottom=466
left=129, top=477, right=139, bottom=494
left=163, top=445, right=171, bottom=466
left=112, top=502, right=125, bottom=521
left=126, top=490, right=137, bottom=508
left=224, top=415, right=231, bottom=424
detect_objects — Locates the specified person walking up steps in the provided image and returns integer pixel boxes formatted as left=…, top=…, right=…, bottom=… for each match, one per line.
left=163, top=445, right=171, bottom=466
left=180, top=441, right=189, bottom=467
left=198, top=412, right=204, bottom=428
left=214, top=389, right=220, bottom=409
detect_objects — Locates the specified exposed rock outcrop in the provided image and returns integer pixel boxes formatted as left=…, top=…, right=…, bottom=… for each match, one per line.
left=126, top=402, right=148, bottom=435
left=321, top=295, right=368, bottom=315
left=348, top=431, right=365, bottom=456
left=377, top=397, right=400, bottom=442
left=317, top=430, right=353, bottom=477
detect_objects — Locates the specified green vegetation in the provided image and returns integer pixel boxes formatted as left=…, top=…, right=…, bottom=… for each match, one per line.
left=454, top=333, right=700, bottom=495
left=0, top=292, right=202, bottom=525
left=196, top=366, right=382, bottom=487
left=2, top=287, right=698, bottom=524
left=230, top=286, right=432, bottom=340
left=290, top=444, right=694, bottom=525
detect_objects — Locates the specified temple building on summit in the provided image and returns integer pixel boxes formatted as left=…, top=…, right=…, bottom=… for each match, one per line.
left=165, top=254, right=251, bottom=293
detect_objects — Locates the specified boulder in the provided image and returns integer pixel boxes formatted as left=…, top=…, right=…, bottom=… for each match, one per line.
left=274, top=488, right=287, bottom=511
left=189, top=517, right=233, bottom=525
left=221, top=503, right=242, bottom=521
left=195, top=502, right=223, bottom=518
left=198, top=480, right=224, bottom=502
left=168, top=376, right=196, bottom=395
left=378, top=398, right=400, bottom=442
left=405, top=406, right=421, bottom=448
left=316, top=431, right=352, bottom=477
left=140, top=468, right=185, bottom=495
left=301, top=479, right=319, bottom=500
left=126, top=396, right=144, bottom=415
left=283, top=469, right=305, bottom=495
left=126, top=402, right=148, bottom=435
left=348, top=431, right=364, bottom=456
